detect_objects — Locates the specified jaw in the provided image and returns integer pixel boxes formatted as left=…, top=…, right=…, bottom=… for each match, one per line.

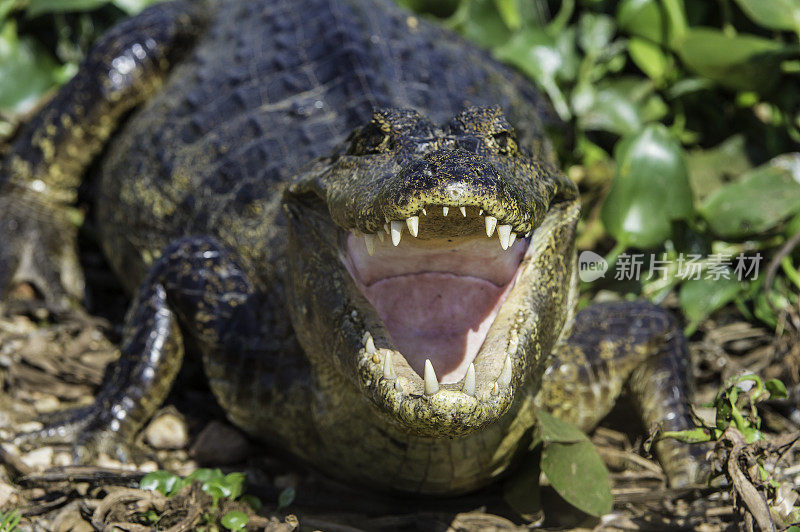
left=285, top=196, right=581, bottom=437
left=341, top=212, right=528, bottom=384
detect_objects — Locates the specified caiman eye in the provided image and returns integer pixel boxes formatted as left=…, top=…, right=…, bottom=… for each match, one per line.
left=347, top=121, right=390, bottom=155
left=490, top=130, right=518, bottom=155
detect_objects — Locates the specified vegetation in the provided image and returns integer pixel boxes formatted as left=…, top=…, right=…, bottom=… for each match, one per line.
left=653, top=375, right=799, bottom=529
left=1, top=0, right=799, bottom=525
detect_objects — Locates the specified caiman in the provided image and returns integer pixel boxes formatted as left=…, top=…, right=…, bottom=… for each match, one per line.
left=0, top=0, right=704, bottom=494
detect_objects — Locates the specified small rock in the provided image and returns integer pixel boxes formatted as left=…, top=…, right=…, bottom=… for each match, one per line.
left=21, top=446, right=53, bottom=468
left=190, top=421, right=251, bottom=465
left=53, top=451, right=73, bottom=467
left=16, top=421, right=43, bottom=433
left=144, top=412, right=188, bottom=450
left=34, top=395, right=61, bottom=413
left=0, top=479, right=17, bottom=507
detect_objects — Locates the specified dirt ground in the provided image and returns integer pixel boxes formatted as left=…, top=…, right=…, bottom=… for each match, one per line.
left=0, top=240, right=799, bottom=531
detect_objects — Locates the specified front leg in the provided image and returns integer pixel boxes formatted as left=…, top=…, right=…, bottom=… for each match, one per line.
left=0, top=1, right=207, bottom=310
left=536, top=301, right=707, bottom=486
left=14, top=236, right=273, bottom=461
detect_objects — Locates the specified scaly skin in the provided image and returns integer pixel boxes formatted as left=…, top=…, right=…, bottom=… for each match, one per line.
left=0, top=0, right=705, bottom=494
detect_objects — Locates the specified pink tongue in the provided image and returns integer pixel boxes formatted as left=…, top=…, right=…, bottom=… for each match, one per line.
left=363, top=272, right=507, bottom=383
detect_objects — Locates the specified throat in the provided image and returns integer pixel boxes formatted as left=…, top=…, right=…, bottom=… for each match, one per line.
left=342, top=232, right=527, bottom=383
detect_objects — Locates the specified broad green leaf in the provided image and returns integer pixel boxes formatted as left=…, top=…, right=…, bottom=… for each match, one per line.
left=578, top=12, right=615, bottom=53
left=221, top=511, right=249, bottom=531
left=537, top=410, right=590, bottom=444
left=0, top=21, right=60, bottom=115
left=140, top=470, right=183, bottom=496
left=494, top=0, right=520, bottom=31
left=277, top=487, right=295, bottom=509
left=686, top=135, right=752, bottom=203
left=617, top=0, right=665, bottom=44
left=503, top=449, right=543, bottom=520
left=765, top=378, right=789, bottom=399
left=675, top=28, right=786, bottom=91
left=26, top=0, right=109, bottom=17
left=495, top=27, right=577, bottom=119
left=628, top=37, right=668, bottom=81
left=446, top=0, right=513, bottom=49
left=601, top=124, right=693, bottom=248
left=541, top=440, right=613, bottom=517
left=574, top=83, right=641, bottom=136
left=732, top=0, right=800, bottom=33
left=0, top=0, right=20, bottom=22
left=700, top=154, right=800, bottom=238
left=186, top=468, right=224, bottom=484
left=679, top=276, right=743, bottom=333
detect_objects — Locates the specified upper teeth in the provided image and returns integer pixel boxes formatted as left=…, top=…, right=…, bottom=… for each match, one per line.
left=360, top=206, right=523, bottom=254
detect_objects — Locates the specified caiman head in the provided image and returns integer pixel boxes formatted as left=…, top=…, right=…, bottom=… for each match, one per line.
left=284, top=106, right=580, bottom=438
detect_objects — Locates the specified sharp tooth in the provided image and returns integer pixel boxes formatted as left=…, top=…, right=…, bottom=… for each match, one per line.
left=424, top=359, right=439, bottom=395
left=395, top=377, right=404, bottom=392
left=479, top=209, right=484, bottom=215
left=406, top=216, right=419, bottom=237
left=463, top=363, right=475, bottom=396
left=422, top=208, right=427, bottom=216
left=459, top=206, right=466, bottom=217
left=498, top=224, right=512, bottom=250
left=390, top=220, right=403, bottom=246
left=442, top=206, right=449, bottom=217
left=383, top=352, right=396, bottom=379
left=364, top=234, right=375, bottom=256
left=508, top=232, right=516, bottom=247
left=485, top=216, right=497, bottom=237
left=492, top=381, right=500, bottom=395
left=377, top=231, right=384, bottom=242
left=365, top=334, right=376, bottom=354
left=498, top=355, right=512, bottom=387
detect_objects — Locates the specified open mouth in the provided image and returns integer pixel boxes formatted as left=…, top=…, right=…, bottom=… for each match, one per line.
left=342, top=206, right=528, bottom=385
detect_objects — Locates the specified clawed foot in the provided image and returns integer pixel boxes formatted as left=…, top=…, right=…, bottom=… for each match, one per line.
left=13, top=407, right=150, bottom=466
left=0, top=194, right=84, bottom=314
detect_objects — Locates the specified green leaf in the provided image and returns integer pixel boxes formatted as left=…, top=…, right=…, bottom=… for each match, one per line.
left=573, top=82, right=642, bottom=136
left=493, top=0, right=520, bottom=31
left=617, top=0, right=666, bottom=44
left=732, top=0, right=800, bottom=33
left=765, top=378, right=789, bottom=399
left=494, top=27, right=577, bottom=119
left=503, top=449, right=542, bottom=521
left=537, top=410, right=588, bottom=444
left=26, top=0, right=109, bottom=17
left=578, top=13, right=615, bottom=53
left=221, top=511, right=249, bottom=531
left=541, top=440, right=613, bottom=517
left=686, top=135, right=752, bottom=203
left=186, top=468, right=224, bottom=484
left=679, top=276, right=744, bottom=333
left=277, top=487, right=295, bottom=509
left=675, top=28, right=787, bottom=91
left=223, top=472, right=246, bottom=500
left=601, top=124, right=693, bottom=248
left=628, top=37, right=668, bottom=81
left=0, top=21, right=61, bottom=115
left=700, top=154, right=800, bottom=238
left=140, top=470, right=182, bottom=496
left=446, top=0, right=513, bottom=49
